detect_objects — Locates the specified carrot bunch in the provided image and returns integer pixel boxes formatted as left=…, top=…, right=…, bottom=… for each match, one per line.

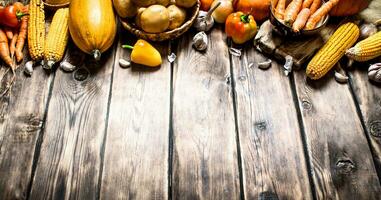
left=273, top=0, right=339, bottom=32
left=0, top=3, right=28, bottom=69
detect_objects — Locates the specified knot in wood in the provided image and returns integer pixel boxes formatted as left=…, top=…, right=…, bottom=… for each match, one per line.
left=238, top=75, right=246, bottom=81
left=259, top=191, right=278, bottom=200
left=369, top=121, right=381, bottom=138
left=302, top=100, right=312, bottom=110
left=255, top=122, right=267, bottom=131
left=336, top=159, right=355, bottom=174
left=74, top=68, right=90, bottom=81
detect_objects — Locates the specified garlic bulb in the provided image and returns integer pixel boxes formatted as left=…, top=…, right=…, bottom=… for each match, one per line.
left=368, top=63, right=381, bottom=83
left=193, top=31, right=208, bottom=51
left=193, top=2, right=220, bottom=32
left=360, top=23, right=377, bottom=39
left=193, top=11, right=215, bottom=32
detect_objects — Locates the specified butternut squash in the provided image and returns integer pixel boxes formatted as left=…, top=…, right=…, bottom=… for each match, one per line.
left=69, top=0, right=117, bottom=60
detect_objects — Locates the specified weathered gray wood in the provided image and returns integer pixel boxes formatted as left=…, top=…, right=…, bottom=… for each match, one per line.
left=100, top=29, right=170, bottom=200
left=293, top=71, right=381, bottom=199
left=231, top=47, right=313, bottom=199
left=0, top=61, right=54, bottom=200
left=349, top=60, right=381, bottom=174
left=171, top=27, right=240, bottom=199
left=0, top=1, right=53, bottom=197
left=29, top=42, right=116, bottom=199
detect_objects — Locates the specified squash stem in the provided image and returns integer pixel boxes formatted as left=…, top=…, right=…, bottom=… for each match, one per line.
left=93, top=50, right=101, bottom=61
left=122, top=45, right=134, bottom=50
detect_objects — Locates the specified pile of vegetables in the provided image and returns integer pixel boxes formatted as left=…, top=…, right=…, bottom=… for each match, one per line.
left=0, top=2, right=28, bottom=69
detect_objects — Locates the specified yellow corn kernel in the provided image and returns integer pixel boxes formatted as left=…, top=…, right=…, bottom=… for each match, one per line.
left=44, top=8, right=69, bottom=69
left=346, top=31, right=381, bottom=62
left=306, top=22, right=359, bottom=80
left=28, top=0, right=45, bottom=61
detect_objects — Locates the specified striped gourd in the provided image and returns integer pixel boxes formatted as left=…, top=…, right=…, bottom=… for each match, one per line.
left=306, top=22, right=359, bottom=80
left=44, top=8, right=69, bottom=69
left=28, top=0, right=45, bottom=61
left=346, top=31, right=381, bottom=62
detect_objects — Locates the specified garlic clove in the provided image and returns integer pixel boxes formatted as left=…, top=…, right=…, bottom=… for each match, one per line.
left=193, top=31, right=208, bottom=51
left=60, top=61, right=77, bottom=72
left=258, top=59, right=272, bottom=70
left=24, top=61, right=34, bottom=76
left=118, top=58, right=131, bottom=68
left=334, top=71, right=349, bottom=83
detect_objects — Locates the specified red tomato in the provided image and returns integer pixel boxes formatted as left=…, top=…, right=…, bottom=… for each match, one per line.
left=0, top=3, right=26, bottom=28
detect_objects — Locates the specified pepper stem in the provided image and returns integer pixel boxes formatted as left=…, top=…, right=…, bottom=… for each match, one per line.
left=16, top=11, right=28, bottom=20
left=122, top=45, right=134, bottom=50
left=240, top=14, right=250, bottom=23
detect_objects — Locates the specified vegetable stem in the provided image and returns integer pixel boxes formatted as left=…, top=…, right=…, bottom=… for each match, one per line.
left=240, top=15, right=249, bottom=23
left=122, top=45, right=134, bottom=50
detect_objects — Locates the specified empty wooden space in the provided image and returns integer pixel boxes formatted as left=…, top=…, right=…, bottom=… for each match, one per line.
left=0, top=3, right=381, bottom=200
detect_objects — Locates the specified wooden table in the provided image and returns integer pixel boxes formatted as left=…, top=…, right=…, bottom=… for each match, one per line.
left=0, top=20, right=381, bottom=199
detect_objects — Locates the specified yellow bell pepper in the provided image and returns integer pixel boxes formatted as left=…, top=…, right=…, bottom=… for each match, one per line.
left=122, top=39, right=162, bottom=67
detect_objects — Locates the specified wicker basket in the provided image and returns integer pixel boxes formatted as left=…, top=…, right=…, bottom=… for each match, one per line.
left=120, top=2, right=200, bottom=42
left=43, top=0, right=70, bottom=9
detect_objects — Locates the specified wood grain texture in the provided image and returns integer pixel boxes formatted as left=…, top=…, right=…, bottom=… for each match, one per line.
left=28, top=42, right=115, bottom=199
left=231, top=48, right=313, bottom=200
left=100, top=29, right=170, bottom=200
left=0, top=1, right=51, bottom=197
left=293, top=72, right=381, bottom=199
left=0, top=61, right=54, bottom=200
left=349, top=61, right=381, bottom=174
left=171, top=27, right=240, bottom=200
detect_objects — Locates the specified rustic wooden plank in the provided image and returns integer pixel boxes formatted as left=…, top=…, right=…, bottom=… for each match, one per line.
left=0, top=1, right=53, bottom=197
left=28, top=41, right=116, bottom=199
left=0, top=60, right=54, bottom=200
left=349, top=60, right=381, bottom=175
left=171, top=27, right=240, bottom=199
left=100, top=29, right=170, bottom=199
left=231, top=47, right=313, bottom=199
left=293, top=71, right=381, bottom=199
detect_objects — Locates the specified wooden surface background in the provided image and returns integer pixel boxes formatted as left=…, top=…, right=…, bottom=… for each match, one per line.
left=0, top=0, right=381, bottom=199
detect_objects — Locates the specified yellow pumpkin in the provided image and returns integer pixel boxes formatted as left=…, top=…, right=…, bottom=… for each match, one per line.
left=69, top=0, right=117, bottom=60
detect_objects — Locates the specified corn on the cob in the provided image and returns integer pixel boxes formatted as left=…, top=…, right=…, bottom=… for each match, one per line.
left=28, top=0, right=45, bottom=61
left=346, top=31, right=381, bottom=62
left=306, top=22, right=359, bottom=80
left=44, top=8, right=69, bottom=69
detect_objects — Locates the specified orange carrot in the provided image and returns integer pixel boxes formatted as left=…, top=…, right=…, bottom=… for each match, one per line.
left=305, top=0, right=339, bottom=30
left=302, top=0, right=314, bottom=8
left=292, top=8, right=311, bottom=32
left=272, top=0, right=279, bottom=9
left=4, top=27, right=13, bottom=40
left=10, top=32, right=18, bottom=58
left=15, top=7, right=28, bottom=63
left=284, top=0, right=303, bottom=26
left=309, top=0, right=321, bottom=14
left=275, top=0, right=287, bottom=20
left=0, top=29, right=14, bottom=68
